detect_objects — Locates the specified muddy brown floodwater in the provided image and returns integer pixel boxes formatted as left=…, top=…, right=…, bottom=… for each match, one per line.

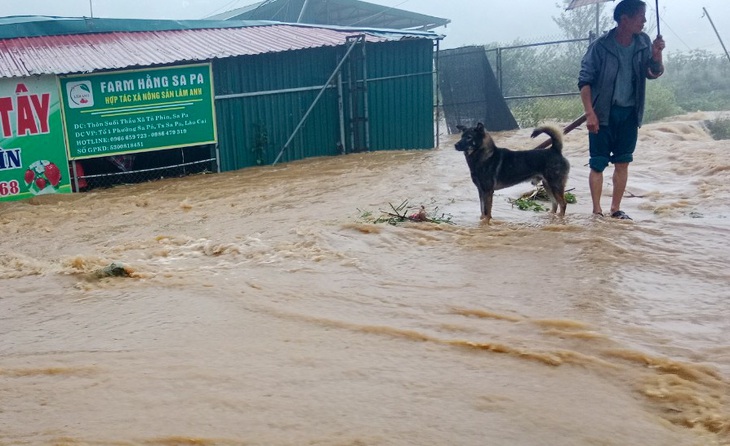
left=1, top=112, right=729, bottom=445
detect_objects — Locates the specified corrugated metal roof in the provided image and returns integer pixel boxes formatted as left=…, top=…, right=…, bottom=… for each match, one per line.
left=0, top=21, right=437, bottom=78
left=0, top=15, right=278, bottom=39
left=208, top=0, right=451, bottom=31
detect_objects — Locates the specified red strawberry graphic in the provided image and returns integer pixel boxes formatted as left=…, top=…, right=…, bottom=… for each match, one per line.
left=45, top=163, right=61, bottom=186
left=24, top=169, right=35, bottom=185
left=35, top=178, right=46, bottom=190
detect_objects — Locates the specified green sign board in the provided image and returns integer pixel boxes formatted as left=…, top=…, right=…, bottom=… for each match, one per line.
left=0, top=76, right=72, bottom=202
left=59, top=63, right=217, bottom=159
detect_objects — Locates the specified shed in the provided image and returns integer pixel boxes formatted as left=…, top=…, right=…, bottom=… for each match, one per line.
left=0, top=16, right=440, bottom=199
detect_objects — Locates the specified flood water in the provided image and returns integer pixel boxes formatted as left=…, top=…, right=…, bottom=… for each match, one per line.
left=1, top=112, right=729, bottom=446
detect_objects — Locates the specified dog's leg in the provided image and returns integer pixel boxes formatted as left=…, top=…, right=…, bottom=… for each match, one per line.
left=545, top=181, right=567, bottom=216
left=484, top=191, right=494, bottom=223
left=477, top=187, right=493, bottom=223
left=557, top=192, right=567, bottom=216
left=555, top=181, right=568, bottom=216
left=544, top=187, right=559, bottom=213
left=477, top=188, right=486, bottom=219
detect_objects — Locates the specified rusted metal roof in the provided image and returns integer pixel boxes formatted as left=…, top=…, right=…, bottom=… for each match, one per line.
left=0, top=20, right=438, bottom=78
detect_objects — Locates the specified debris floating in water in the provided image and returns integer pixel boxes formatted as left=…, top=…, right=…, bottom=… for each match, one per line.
left=509, top=186, right=577, bottom=212
left=358, top=200, right=453, bottom=226
left=93, top=262, right=131, bottom=278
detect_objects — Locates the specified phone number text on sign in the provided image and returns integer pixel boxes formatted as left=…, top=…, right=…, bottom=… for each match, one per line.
left=0, top=180, right=21, bottom=197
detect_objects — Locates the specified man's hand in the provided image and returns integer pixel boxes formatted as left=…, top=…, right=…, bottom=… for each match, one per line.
left=585, top=110, right=599, bottom=134
left=579, top=85, right=599, bottom=134
left=649, top=35, right=665, bottom=77
left=652, top=35, right=665, bottom=61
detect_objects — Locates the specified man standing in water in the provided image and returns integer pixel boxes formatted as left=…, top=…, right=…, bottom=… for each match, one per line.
left=578, top=0, right=665, bottom=219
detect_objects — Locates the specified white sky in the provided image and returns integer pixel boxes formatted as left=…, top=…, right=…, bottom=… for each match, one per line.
left=2, top=0, right=728, bottom=53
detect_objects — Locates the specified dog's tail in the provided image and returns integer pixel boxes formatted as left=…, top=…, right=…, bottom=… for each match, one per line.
left=530, top=126, right=563, bottom=153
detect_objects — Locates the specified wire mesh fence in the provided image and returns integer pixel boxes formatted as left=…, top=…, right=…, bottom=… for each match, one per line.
left=491, top=37, right=591, bottom=127
left=442, top=32, right=730, bottom=131
left=71, top=145, right=217, bottom=192
left=440, top=35, right=593, bottom=130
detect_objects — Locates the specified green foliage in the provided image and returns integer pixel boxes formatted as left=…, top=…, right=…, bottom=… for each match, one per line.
left=511, top=197, right=547, bottom=212
left=496, top=41, right=586, bottom=100
left=705, top=118, right=730, bottom=140
left=643, top=51, right=730, bottom=121
left=509, top=186, right=576, bottom=212
left=484, top=5, right=730, bottom=128
left=514, top=82, right=687, bottom=127
left=506, top=44, right=728, bottom=128
left=658, top=51, right=730, bottom=112
left=553, top=0, right=613, bottom=39
left=511, top=97, right=585, bottom=128
left=644, top=82, right=684, bottom=123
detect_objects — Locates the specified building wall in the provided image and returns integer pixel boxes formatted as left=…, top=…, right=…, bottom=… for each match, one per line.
left=366, top=39, right=435, bottom=152
left=212, top=38, right=435, bottom=172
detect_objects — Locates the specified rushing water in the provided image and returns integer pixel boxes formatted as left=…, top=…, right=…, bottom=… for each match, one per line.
left=1, top=112, right=729, bottom=446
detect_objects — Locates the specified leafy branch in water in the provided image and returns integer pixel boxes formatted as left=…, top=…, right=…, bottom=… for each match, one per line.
left=508, top=185, right=576, bottom=212
left=358, top=200, right=454, bottom=225
left=510, top=197, right=547, bottom=212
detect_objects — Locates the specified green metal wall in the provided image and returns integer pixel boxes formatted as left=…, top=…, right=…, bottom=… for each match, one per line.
left=213, top=48, right=342, bottom=170
left=365, top=39, right=435, bottom=152
left=212, top=37, right=435, bottom=172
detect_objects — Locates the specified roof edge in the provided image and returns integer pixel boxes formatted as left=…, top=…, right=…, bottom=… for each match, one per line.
left=0, top=15, right=273, bottom=40
left=0, top=15, right=441, bottom=41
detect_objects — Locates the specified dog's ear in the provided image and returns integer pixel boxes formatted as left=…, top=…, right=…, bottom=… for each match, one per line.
left=476, top=122, right=486, bottom=134
left=456, top=124, right=466, bottom=132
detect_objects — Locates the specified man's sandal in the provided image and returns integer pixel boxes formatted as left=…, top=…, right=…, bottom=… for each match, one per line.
left=610, top=210, right=632, bottom=220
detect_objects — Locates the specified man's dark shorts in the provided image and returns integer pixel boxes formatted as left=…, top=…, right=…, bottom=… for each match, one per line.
left=589, top=105, right=638, bottom=172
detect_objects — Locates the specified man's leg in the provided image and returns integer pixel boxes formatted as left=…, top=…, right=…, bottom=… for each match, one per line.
left=608, top=108, right=637, bottom=216
left=588, top=124, right=611, bottom=216
left=610, top=162, right=629, bottom=214
left=589, top=168, right=604, bottom=215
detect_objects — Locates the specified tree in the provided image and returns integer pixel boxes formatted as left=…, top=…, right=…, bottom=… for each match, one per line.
left=658, top=50, right=730, bottom=112
left=553, top=0, right=613, bottom=39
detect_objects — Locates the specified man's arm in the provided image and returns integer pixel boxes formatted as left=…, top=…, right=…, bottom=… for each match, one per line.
left=580, top=85, right=599, bottom=134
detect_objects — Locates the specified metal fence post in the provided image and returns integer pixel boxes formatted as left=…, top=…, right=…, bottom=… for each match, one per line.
left=496, top=48, right=503, bottom=96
